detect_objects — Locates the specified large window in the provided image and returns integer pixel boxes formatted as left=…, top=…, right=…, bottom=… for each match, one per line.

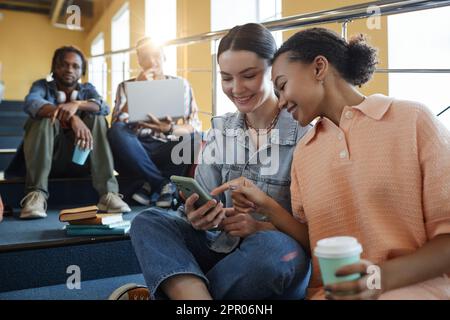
left=145, top=0, right=177, bottom=76
left=211, top=0, right=282, bottom=116
left=111, top=3, right=130, bottom=103
left=89, top=33, right=106, bottom=99
left=388, top=6, right=450, bottom=129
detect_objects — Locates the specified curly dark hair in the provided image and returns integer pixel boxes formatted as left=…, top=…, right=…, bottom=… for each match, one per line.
left=273, top=28, right=378, bottom=86
left=51, top=46, right=87, bottom=76
left=218, top=23, right=277, bottom=64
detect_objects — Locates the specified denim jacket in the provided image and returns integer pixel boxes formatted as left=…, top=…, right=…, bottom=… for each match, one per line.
left=24, top=79, right=110, bottom=118
left=178, top=109, right=309, bottom=253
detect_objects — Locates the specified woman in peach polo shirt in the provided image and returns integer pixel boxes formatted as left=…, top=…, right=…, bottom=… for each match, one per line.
left=212, top=28, right=450, bottom=299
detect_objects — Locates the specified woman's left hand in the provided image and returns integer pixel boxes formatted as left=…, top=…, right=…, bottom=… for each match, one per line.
left=325, top=259, right=385, bottom=300
left=220, top=209, right=261, bottom=238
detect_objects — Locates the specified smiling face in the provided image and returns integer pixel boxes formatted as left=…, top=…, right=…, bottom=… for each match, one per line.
left=218, top=50, right=274, bottom=114
left=272, top=52, right=325, bottom=126
left=53, top=52, right=83, bottom=88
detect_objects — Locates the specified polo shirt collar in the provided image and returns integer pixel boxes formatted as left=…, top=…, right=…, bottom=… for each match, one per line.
left=353, top=94, right=394, bottom=121
left=303, top=94, right=394, bottom=145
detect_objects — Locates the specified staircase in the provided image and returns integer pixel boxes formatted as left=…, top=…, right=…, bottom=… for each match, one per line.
left=0, top=101, right=147, bottom=300
left=0, top=175, right=149, bottom=299
left=0, top=100, right=26, bottom=172
left=0, top=208, right=146, bottom=300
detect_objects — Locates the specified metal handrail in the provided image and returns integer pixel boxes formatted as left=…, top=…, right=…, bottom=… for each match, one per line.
left=376, top=69, right=450, bottom=74
left=88, top=0, right=450, bottom=115
left=437, top=106, right=450, bottom=117
left=90, top=0, right=450, bottom=59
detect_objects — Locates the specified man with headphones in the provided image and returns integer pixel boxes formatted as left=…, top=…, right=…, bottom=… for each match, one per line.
left=19, top=46, right=130, bottom=219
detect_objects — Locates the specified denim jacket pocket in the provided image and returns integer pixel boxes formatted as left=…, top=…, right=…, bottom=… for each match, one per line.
left=266, top=179, right=292, bottom=213
left=222, top=164, right=247, bottom=181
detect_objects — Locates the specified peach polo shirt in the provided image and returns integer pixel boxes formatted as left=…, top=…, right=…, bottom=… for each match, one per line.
left=290, top=94, right=450, bottom=295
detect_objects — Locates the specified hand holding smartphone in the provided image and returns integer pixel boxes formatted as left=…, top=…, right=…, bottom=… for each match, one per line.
left=170, top=176, right=223, bottom=231
left=170, top=176, right=216, bottom=208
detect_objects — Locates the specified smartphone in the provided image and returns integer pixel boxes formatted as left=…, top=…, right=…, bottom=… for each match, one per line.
left=170, top=175, right=214, bottom=209
left=170, top=176, right=222, bottom=231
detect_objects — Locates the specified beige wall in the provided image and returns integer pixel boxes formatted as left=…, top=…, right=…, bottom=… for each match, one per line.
left=85, top=0, right=147, bottom=107
left=0, top=10, right=85, bottom=101
left=282, top=0, right=389, bottom=96
left=177, top=0, right=212, bottom=129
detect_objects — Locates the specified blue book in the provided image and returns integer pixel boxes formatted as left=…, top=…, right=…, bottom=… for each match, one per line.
left=65, top=226, right=130, bottom=236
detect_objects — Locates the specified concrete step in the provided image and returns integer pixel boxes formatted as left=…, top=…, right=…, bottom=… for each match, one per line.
left=0, top=100, right=23, bottom=112
left=0, top=116, right=27, bottom=127
left=0, top=126, right=24, bottom=135
left=0, top=136, right=22, bottom=149
left=0, top=176, right=145, bottom=209
left=0, top=152, right=15, bottom=171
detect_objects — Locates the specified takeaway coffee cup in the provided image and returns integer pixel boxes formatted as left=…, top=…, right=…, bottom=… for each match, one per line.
left=72, top=145, right=91, bottom=166
left=314, top=236, right=363, bottom=285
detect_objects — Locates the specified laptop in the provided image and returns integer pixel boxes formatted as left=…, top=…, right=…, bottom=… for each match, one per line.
left=125, top=79, right=185, bottom=122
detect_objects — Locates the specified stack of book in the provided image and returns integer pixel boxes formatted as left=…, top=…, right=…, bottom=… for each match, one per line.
left=59, top=205, right=131, bottom=236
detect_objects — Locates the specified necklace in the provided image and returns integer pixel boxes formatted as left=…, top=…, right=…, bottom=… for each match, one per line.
left=245, top=109, right=281, bottom=135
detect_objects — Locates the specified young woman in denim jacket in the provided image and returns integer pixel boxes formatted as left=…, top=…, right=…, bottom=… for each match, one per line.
left=116, top=24, right=311, bottom=300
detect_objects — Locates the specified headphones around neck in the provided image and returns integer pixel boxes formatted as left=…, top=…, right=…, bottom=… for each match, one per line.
left=56, top=90, right=78, bottom=104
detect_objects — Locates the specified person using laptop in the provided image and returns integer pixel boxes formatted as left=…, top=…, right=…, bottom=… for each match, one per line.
left=19, top=46, right=131, bottom=219
left=108, top=37, right=202, bottom=208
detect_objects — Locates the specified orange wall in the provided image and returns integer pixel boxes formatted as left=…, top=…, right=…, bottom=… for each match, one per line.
left=0, top=10, right=85, bottom=101
left=282, top=0, right=389, bottom=95
left=85, top=0, right=147, bottom=107
left=177, top=0, right=211, bottom=129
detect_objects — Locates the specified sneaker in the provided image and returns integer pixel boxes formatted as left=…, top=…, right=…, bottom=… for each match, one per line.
left=131, top=183, right=152, bottom=206
left=108, top=283, right=150, bottom=300
left=156, top=182, right=176, bottom=208
left=97, top=193, right=131, bottom=213
left=20, top=191, right=47, bottom=219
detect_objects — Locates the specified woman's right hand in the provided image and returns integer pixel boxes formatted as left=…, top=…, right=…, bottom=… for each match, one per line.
left=184, top=193, right=226, bottom=231
left=211, top=177, right=274, bottom=217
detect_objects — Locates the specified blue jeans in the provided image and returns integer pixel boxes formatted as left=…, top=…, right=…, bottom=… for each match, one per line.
left=130, top=208, right=311, bottom=300
left=107, top=122, right=198, bottom=193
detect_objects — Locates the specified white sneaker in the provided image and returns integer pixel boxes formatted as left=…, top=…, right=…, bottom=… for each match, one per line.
left=20, top=191, right=47, bottom=219
left=108, top=283, right=150, bottom=300
left=97, top=193, right=131, bottom=213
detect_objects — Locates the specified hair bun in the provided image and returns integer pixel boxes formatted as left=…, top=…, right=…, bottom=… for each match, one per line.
left=346, top=34, right=378, bottom=86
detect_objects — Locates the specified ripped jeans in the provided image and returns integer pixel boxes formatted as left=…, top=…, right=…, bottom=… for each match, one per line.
left=130, top=208, right=311, bottom=300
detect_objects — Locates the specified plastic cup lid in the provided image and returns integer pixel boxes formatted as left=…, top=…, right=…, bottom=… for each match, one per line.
left=314, top=236, right=363, bottom=259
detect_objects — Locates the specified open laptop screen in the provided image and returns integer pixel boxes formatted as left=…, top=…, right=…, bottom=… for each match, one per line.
left=125, top=79, right=185, bottom=122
